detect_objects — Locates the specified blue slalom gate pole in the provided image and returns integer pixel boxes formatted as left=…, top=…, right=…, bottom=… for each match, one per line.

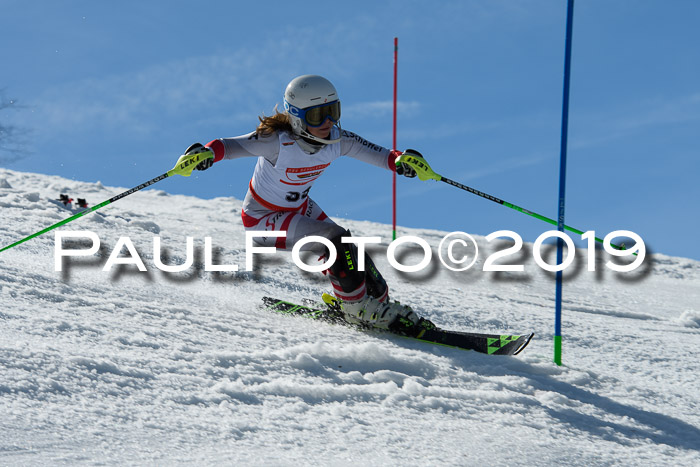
left=555, top=0, right=575, bottom=366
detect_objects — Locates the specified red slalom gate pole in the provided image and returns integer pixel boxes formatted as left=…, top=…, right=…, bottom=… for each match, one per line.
left=392, top=37, right=398, bottom=241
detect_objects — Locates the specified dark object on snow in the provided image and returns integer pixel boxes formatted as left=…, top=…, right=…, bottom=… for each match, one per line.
left=58, top=194, right=73, bottom=206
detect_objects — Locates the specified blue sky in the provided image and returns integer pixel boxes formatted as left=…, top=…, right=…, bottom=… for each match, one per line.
left=2, top=0, right=699, bottom=261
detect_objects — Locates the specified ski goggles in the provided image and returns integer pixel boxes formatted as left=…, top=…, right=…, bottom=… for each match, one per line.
left=285, top=100, right=341, bottom=127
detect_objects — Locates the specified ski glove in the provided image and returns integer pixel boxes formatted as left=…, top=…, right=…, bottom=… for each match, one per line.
left=395, top=149, right=424, bottom=178
left=185, top=143, right=215, bottom=171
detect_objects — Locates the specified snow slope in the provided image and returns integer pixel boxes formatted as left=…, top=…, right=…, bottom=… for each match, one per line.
left=1, top=168, right=699, bottom=465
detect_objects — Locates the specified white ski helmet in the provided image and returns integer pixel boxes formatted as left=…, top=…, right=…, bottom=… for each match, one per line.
left=283, top=74, right=341, bottom=144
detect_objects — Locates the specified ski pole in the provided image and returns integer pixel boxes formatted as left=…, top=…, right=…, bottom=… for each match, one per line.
left=0, top=151, right=213, bottom=253
left=395, top=154, right=628, bottom=251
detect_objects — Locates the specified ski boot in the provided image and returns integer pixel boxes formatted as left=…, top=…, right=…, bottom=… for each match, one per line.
left=323, top=293, right=435, bottom=335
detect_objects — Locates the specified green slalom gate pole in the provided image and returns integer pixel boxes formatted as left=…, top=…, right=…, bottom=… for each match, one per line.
left=394, top=154, right=628, bottom=252
left=0, top=151, right=213, bottom=254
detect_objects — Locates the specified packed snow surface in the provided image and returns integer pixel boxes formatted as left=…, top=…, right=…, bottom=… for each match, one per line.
left=1, top=168, right=699, bottom=465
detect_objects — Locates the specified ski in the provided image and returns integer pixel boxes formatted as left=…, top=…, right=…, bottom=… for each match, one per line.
left=261, top=296, right=534, bottom=356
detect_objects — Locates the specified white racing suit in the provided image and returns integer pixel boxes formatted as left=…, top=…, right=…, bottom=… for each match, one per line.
left=205, top=127, right=398, bottom=304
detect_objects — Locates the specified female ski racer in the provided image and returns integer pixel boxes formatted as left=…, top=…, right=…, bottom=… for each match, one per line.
left=184, top=74, right=433, bottom=333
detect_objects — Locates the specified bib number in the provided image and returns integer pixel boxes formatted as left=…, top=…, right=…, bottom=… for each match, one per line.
left=285, top=187, right=311, bottom=203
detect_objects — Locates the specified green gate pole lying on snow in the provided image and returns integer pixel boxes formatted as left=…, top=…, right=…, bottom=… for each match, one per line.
left=0, top=151, right=213, bottom=253
left=394, top=154, right=628, bottom=252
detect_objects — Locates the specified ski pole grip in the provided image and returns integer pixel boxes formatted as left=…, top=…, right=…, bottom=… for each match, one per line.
left=169, top=150, right=214, bottom=178
left=395, top=154, right=442, bottom=182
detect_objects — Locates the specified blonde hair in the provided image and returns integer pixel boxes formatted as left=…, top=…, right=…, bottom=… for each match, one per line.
left=256, top=105, right=293, bottom=136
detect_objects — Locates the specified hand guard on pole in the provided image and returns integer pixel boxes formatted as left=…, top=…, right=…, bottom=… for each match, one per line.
left=395, top=149, right=425, bottom=178
left=184, top=143, right=215, bottom=171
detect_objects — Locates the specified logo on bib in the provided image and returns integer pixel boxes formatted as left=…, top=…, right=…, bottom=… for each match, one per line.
left=282, top=163, right=330, bottom=185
